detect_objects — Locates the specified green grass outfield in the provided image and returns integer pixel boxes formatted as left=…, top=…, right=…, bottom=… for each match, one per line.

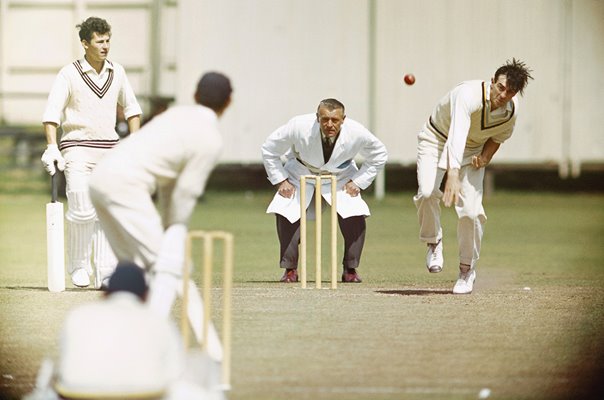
left=1, top=191, right=603, bottom=400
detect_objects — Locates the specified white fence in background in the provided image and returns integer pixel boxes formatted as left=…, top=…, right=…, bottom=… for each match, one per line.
left=1, top=0, right=602, bottom=178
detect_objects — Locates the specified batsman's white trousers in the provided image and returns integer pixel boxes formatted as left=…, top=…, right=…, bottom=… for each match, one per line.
left=62, top=147, right=117, bottom=279
left=89, top=183, right=164, bottom=270
left=413, top=128, right=487, bottom=268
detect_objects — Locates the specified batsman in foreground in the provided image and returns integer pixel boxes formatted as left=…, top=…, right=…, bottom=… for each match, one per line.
left=262, top=98, right=388, bottom=283
left=41, top=17, right=142, bottom=289
left=89, top=72, right=232, bottom=362
left=414, top=58, right=533, bottom=294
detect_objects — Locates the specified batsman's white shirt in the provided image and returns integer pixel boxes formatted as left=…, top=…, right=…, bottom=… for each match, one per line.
left=43, top=58, right=142, bottom=149
left=89, top=105, right=223, bottom=268
left=262, top=113, right=387, bottom=223
left=56, top=292, right=183, bottom=398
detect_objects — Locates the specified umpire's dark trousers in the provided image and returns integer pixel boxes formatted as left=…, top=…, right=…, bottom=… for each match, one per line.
left=276, top=209, right=366, bottom=271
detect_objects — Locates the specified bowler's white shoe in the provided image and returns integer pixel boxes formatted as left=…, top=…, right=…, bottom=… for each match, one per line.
left=453, top=266, right=476, bottom=294
left=426, top=240, right=443, bottom=273
left=71, top=268, right=90, bottom=288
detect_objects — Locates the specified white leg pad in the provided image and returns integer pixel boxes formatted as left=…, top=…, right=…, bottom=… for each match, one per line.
left=148, top=224, right=188, bottom=315
left=65, top=190, right=96, bottom=275
left=178, top=279, right=224, bottom=363
left=154, top=224, right=187, bottom=276
left=148, top=274, right=224, bottom=362
left=67, top=220, right=94, bottom=275
left=148, top=271, right=180, bottom=317
left=92, top=221, right=118, bottom=287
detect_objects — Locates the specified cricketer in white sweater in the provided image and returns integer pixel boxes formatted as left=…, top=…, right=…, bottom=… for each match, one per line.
left=42, top=57, right=142, bottom=288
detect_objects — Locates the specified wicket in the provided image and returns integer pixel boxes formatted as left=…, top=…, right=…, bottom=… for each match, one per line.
left=182, top=230, right=233, bottom=389
left=300, top=174, right=338, bottom=289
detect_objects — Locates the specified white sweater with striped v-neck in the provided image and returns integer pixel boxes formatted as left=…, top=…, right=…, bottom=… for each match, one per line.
left=43, top=58, right=142, bottom=149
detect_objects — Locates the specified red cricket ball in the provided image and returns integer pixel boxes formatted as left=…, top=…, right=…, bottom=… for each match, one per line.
left=404, top=74, right=416, bottom=85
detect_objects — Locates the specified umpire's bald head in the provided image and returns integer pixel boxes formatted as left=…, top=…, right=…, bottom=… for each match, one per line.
left=195, top=72, right=232, bottom=116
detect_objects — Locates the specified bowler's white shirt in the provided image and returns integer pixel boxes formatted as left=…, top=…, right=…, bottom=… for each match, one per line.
left=427, top=80, right=517, bottom=170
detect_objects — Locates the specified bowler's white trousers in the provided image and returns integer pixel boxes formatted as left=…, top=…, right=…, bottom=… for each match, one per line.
left=413, top=128, right=487, bottom=268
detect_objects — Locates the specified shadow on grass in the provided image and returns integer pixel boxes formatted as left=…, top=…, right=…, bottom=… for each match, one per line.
left=2, top=286, right=98, bottom=292
left=244, top=280, right=340, bottom=284
left=375, top=289, right=451, bottom=296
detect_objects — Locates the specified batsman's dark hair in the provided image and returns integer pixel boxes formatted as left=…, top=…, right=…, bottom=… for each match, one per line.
left=494, top=58, right=533, bottom=96
left=196, top=72, right=232, bottom=113
left=317, top=98, right=345, bottom=114
left=77, top=17, right=111, bottom=42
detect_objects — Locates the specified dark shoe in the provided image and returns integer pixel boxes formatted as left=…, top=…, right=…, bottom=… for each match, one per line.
left=280, top=268, right=298, bottom=283
left=341, top=268, right=362, bottom=283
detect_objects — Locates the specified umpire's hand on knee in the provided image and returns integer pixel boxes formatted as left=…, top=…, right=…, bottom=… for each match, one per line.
left=278, top=180, right=295, bottom=198
left=41, top=144, right=66, bottom=176
left=345, top=180, right=360, bottom=197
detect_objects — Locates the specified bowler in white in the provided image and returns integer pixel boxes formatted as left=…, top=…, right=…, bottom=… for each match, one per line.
left=414, top=59, right=533, bottom=294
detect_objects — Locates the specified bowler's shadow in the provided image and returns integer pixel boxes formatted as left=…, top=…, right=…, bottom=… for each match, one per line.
left=375, top=289, right=451, bottom=296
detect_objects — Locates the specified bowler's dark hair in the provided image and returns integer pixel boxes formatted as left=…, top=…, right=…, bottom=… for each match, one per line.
left=77, top=17, right=111, bottom=42
left=317, top=98, right=345, bottom=114
left=494, top=58, right=533, bottom=95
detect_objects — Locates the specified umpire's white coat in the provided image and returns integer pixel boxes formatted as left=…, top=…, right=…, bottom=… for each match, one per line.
left=262, top=113, right=387, bottom=223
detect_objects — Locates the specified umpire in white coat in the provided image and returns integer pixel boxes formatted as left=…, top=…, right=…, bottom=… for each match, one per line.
left=262, top=98, right=387, bottom=283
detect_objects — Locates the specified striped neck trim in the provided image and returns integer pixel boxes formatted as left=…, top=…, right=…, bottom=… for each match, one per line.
left=73, top=60, right=114, bottom=99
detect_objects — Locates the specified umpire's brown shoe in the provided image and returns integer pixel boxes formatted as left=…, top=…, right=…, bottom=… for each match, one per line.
left=280, top=268, right=298, bottom=283
left=342, top=268, right=362, bottom=283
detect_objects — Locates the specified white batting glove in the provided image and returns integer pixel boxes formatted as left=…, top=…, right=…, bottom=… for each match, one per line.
left=41, top=144, right=66, bottom=176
